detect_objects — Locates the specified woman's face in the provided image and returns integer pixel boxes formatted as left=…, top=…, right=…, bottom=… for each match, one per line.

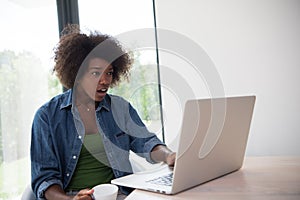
left=77, top=57, right=114, bottom=102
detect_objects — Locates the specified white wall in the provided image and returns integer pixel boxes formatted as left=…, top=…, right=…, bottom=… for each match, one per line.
left=155, top=0, right=300, bottom=156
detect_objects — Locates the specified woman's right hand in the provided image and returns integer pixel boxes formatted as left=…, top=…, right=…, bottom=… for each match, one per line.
left=45, top=185, right=94, bottom=200
left=72, top=189, right=94, bottom=200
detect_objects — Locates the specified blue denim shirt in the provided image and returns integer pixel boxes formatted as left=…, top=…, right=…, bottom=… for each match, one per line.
left=31, top=89, right=164, bottom=199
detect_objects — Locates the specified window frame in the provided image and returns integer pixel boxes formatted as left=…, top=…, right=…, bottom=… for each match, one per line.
left=56, top=0, right=165, bottom=141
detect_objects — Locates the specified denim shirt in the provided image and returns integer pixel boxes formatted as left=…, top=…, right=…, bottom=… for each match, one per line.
left=30, top=89, right=164, bottom=199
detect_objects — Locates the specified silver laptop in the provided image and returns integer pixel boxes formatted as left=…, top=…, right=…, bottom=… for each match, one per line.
left=111, top=95, right=256, bottom=195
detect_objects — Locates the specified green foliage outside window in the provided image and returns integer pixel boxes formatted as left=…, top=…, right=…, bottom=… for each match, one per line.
left=109, top=52, right=160, bottom=123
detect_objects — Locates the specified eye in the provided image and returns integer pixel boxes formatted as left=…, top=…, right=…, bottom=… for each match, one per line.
left=107, top=71, right=114, bottom=76
left=91, top=71, right=101, bottom=77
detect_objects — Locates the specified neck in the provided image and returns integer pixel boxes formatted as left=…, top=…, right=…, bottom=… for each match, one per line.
left=75, top=87, right=94, bottom=106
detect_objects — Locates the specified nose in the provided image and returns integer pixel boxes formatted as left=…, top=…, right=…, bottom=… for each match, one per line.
left=98, top=73, right=110, bottom=85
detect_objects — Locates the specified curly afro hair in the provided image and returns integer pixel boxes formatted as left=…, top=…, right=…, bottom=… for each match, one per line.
left=53, top=24, right=133, bottom=89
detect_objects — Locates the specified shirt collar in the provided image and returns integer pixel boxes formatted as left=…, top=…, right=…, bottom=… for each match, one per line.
left=59, top=89, right=111, bottom=111
left=96, top=95, right=111, bottom=112
left=60, top=89, right=73, bottom=110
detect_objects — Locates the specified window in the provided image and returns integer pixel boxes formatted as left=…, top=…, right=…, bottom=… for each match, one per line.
left=0, top=0, right=60, bottom=198
left=79, top=0, right=164, bottom=139
left=0, top=0, right=163, bottom=198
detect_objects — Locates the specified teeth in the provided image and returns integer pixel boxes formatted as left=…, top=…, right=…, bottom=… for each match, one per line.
left=100, top=89, right=107, bottom=92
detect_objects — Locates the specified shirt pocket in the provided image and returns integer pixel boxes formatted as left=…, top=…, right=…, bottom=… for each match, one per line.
left=114, top=132, right=130, bottom=151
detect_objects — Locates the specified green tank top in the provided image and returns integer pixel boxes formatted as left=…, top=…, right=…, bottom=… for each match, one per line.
left=66, top=133, right=115, bottom=190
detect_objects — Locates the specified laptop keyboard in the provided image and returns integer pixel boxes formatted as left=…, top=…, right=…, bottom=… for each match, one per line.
left=146, top=173, right=174, bottom=186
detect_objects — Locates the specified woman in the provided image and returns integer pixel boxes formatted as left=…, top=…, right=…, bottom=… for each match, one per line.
left=30, top=25, right=175, bottom=200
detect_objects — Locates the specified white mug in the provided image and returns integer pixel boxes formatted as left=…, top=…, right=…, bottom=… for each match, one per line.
left=92, top=184, right=119, bottom=200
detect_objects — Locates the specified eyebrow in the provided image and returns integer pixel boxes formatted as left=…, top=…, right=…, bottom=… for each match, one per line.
left=89, top=66, right=113, bottom=70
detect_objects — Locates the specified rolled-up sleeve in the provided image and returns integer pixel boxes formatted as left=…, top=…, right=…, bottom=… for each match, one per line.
left=30, top=107, right=63, bottom=199
left=143, top=137, right=166, bottom=164
left=126, top=103, right=165, bottom=163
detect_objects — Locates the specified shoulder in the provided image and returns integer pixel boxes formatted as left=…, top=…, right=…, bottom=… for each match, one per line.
left=108, top=94, right=139, bottom=114
left=35, top=90, right=71, bottom=117
left=108, top=94, right=131, bottom=108
left=107, top=94, right=134, bottom=121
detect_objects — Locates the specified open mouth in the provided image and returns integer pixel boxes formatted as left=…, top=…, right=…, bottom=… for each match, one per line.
left=97, top=88, right=108, bottom=93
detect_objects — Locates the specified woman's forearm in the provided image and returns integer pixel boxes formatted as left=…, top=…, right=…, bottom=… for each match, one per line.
left=150, top=145, right=176, bottom=166
left=44, top=185, right=72, bottom=200
left=44, top=185, right=94, bottom=200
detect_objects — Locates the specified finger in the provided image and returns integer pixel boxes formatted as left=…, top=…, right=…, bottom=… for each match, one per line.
left=85, top=189, right=94, bottom=200
left=86, top=189, right=94, bottom=195
left=167, top=153, right=176, bottom=166
left=76, top=195, right=94, bottom=200
left=77, top=189, right=94, bottom=196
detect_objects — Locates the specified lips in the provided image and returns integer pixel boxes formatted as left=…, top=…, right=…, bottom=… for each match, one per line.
left=97, top=88, right=108, bottom=93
